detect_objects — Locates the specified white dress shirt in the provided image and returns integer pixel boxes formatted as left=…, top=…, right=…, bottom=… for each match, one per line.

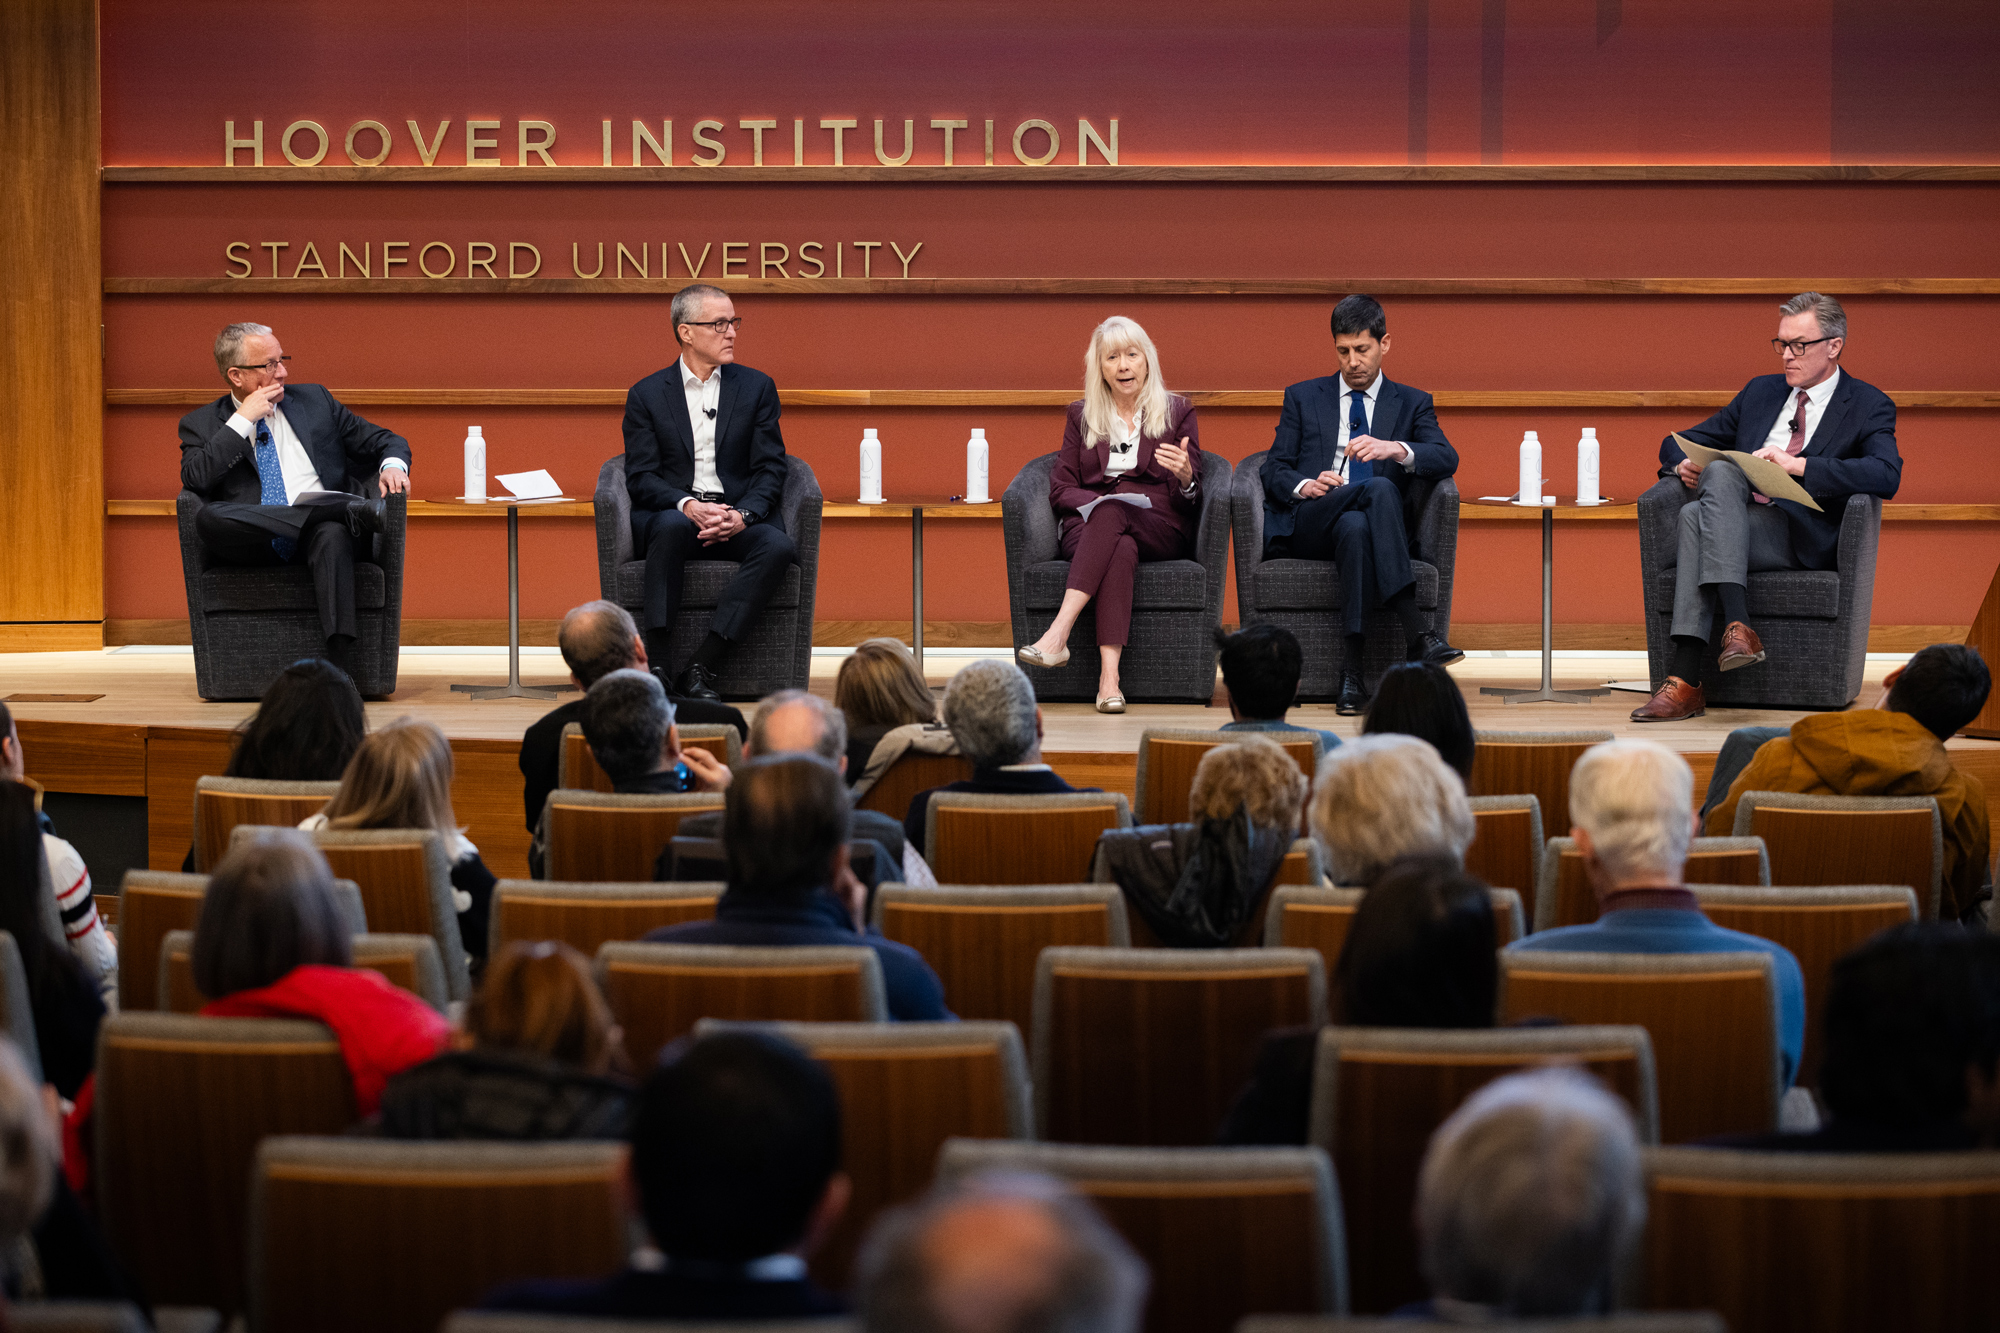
left=1293, top=373, right=1416, bottom=496
left=1104, top=411, right=1142, bottom=477
left=226, top=395, right=406, bottom=503
left=677, top=356, right=725, bottom=512
left=1758, top=368, right=1841, bottom=454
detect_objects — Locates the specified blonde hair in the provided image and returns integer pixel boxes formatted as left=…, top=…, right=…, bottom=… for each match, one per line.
left=324, top=717, right=460, bottom=837
left=1081, top=316, right=1175, bottom=446
left=467, top=940, right=628, bottom=1076
left=1567, top=740, right=1694, bottom=885
left=1310, top=733, right=1474, bottom=887
left=835, top=638, right=938, bottom=729
left=1189, top=739, right=1306, bottom=831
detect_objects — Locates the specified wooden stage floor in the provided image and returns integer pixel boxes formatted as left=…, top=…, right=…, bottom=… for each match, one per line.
left=8, top=646, right=1996, bottom=882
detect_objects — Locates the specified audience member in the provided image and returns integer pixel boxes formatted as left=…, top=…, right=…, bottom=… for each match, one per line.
left=1095, top=739, right=1305, bottom=947
left=580, top=668, right=734, bottom=795
left=1213, top=624, right=1340, bottom=751
left=835, top=637, right=942, bottom=784
left=520, top=599, right=747, bottom=836
left=1412, top=1067, right=1644, bottom=1319
left=309, top=717, right=498, bottom=969
left=650, top=755, right=949, bottom=1020
left=194, top=829, right=448, bottom=1114
left=1704, top=643, right=1993, bottom=922
left=0, top=783, right=103, bottom=1100
left=1512, top=739, right=1808, bottom=1087
left=482, top=1030, right=851, bottom=1319
left=1310, top=734, right=1474, bottom=888
left=0, top=1039, right=55, bottom=1262
left=857, top=1170, right=1148, bottom=1333
left=904, top=660, right=1093, bottom=858
left=1362, top=661, right=1475, bottom=779
left=0, top=705, right=115, bottom=1005
left=379, top=940, right=633, bottom=1141
left=225, top=656, right=368, bottom=782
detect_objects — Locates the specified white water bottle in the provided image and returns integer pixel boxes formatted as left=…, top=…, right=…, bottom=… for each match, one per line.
left=966, top=428, right=990, bottom=502
left=463, top=426, right=486, bottom=500
left=1517, top=431, right=1541, bottom=505
left=858, top=428, right=884, bottom=503
left=1577, top=427, right=1600, bottom=504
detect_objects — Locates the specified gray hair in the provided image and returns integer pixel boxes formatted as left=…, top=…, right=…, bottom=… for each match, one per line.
left=558, top=601, right=642, bottom=688
left=1567, top=739, right=1693, bottom=885
left=213, top=321, right=273, bottom=378
left=1310, top=733, right=1474, bottom=887
left=750, top=689, right=848, bottom=765
left=581, top=668, right=676, bottom=787
left=1779, top=291, right=1847, bottom=343
left=671, top=283, right=730, bottom=342
left=0, top=1039, right=55, bottom=1250
left=942, top=660, right=1039, bottom=769
left=858, top=1169, right=1148, bottom=1333
left=1418, top=1067, right=1644, bottom=1317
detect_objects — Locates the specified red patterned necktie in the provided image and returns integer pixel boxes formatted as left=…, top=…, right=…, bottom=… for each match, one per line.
left=1785, top=388, right=1811, bottom=455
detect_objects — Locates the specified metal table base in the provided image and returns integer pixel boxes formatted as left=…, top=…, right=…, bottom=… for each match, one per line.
left=452, top=504, right=580, bottom=701
left=1479, top=504, right=1612, bottom=706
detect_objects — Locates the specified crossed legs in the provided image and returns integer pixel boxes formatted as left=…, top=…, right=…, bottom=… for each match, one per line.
left=1026, top=501, right=1188, bottom=701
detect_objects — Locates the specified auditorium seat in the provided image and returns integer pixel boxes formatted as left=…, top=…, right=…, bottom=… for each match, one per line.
left=1004, top=451, right=1233, bottom=703
left=1500, top=950, right=1781, bottom=1143
left=855, top=748, right=973, bottom=819
left=1467, top=730, right=1614, bottom=922
left=445, top=1319, right=854, bottom=1333
left=872, top=884, right=1130, bottom=1035
left=937, top=1139, right=1347, bottom=1333
left=488, top=879, right=721, bottom=959
left=10, top=1303, right=224, bottom=1333
left=1463, top=795, right=1542, bottom=899
left=157, top=929, right=449, bottom=1013
left=1534, top=835, right=1770, bottom=932
left=191, top=777, right=341, bottom=872
left=1238, top=1317, right=1724, bottom=1333
left=698, top=1018, right=1031, bottom=1289
left=1278, top=838, right=1325, bottom=886
left=1730, top=791, right=1942, bottom=918
left=926, top=791, right=1132, bottom=885
left=1131, top=727, right=1323, bottom=827
left=1640, top=480, right=1882, bottom=709
left=0, top=933, right=40, bottom=1081
left=94, top=1014, right=357, bottom=1316
left=594, top=942, right=888, bottom=1065
left=1306, top=1024, right=1659, bottom=1313
left=118, top=870, right=366, bottom=1014
left=594, top=455, right=822, bottom=697
left=1263, top=885, right=1526, bottom=980
left=540, top=789, right=727, bottom=882
left=1092, top=838, right=1328, bottom=949
left=559, top=721, right=739, bottom=793
left=1033, top=946, right=1326, bottom=1145
left=1643, top=1146, right=2000, bottom=1332
left=1230, top=450, right=1458, bottom=701
left=249, top=1136, right=627, bottom=1333
left=273, top=826, right=471, bottom=1001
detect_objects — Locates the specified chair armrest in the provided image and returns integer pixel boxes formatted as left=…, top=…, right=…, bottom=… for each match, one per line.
left=1833, top=492, right=1883, bottom=619
left=780, top=456, right=823, bottom=623
left=1001, top=455, right=1062, bottom=650
left=594, top=456, right=633, bottom=599
left=1416, top=477, right=1460, bottom=632
left=1228, top=451, right=1270, bottom=621
left=1637, top=476, right=1688, bottom=586
left=1194, top=452, right=1234, bottom=616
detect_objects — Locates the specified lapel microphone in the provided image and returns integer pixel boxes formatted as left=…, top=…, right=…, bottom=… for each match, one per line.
left=703, top=408, right=717, bottom=420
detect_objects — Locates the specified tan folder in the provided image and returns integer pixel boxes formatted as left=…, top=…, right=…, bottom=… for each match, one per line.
left=1672, top=433, right=1822, bottom=511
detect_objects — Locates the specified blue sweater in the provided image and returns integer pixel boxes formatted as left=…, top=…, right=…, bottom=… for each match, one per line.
left=1219, top=718, right=1342, bottom=752
left=1509, top=906, right=1808, bottom=1088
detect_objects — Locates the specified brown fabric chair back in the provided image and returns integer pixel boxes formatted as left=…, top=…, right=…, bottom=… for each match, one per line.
left=544, top=791, right=727, bottom=882
left=855, top=751, right=974, bottom=817
left=1265, top=887, right=1522, bottom=981
left=192, top=779, right=340, bottom=872
left=1462, top=795, right=1542, bottom=898
left=116, top=871, right=207, bottom=1015
left=1538, top=836, right=1769, bottom=932
left=560, top=722, right=737, bottom=793
left=488, top=880, right=721, bottom=959
left=594, top=942, right=889, bottom=1066
left=1468, top=730, right=1613, bottom=920
left=928, top=793, right=1133, bottom=885
left=1739, top=796, right=1942, bottom=918
left=156, top=931, right=448, bottom=1014
left=1136, top=731, right=1318, bottom=827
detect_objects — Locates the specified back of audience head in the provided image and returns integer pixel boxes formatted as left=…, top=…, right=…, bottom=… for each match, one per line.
left=1310, top=734, right=1473, bottom=887
left=1189, top=739, right=1305, bottom=833
left=192, top=828, right=352, bottom=999
left=837, top=638, right=939, bottom=729
left=0, top=783, right=51, bottom=981
left=633, top=1030, right=847, bottom=1263
left=943, top=660, right=1040, bottom=769
left=0, top=1038, right=55, bottom=1251
left=467, top=940, right=628, bottom=1078
left=1337, top=856, right=1497, bottom=1028
left=1363, top=662, right=1475, bottom=779
left=225, top=657, right=367, bottom=782
left=1567, top=740, right=1694, bottom=893
left=1214, top=624, right=1303, bottom=722
left=1417, top=1066, right=1644, bottom=1318
left=1819, top=923, right=2000, bottom=1142
left=751, top=689, right=848, bottom=766
left=1884, top=642, right=1993, bottom=741
left=582, top=667, right=675, bottom=786
left=724, top=753, right=851, bottom=899
left=559, top=600, right=644, bottom=689
left=323, top=716, right=459, bottom=835
left=859, top=1170, right=1148, bottom=1333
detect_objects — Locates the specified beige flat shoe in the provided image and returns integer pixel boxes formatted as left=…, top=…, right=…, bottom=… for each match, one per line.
left=1017, top=644, right=1070, bottom=668
left=1095, top=694, right=1126, bottom=714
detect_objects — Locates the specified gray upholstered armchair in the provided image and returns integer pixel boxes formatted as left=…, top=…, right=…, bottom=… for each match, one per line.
left=1637, top=478, right=1880, bottom=708
left=1001, top=451, right=1234, bottom=702
left=175, top=487, right=405, bottom=700
left=1229, top=451, right=1459, bottom=701
left=593, top=455, right=821, bottom=698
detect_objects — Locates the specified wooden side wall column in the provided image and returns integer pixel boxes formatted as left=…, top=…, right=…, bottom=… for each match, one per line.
left=0, top=0, right=102, bottom=650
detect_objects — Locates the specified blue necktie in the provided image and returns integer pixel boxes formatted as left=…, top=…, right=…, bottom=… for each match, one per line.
left=253, top=420, right=296, bottom=560
left=1346, top=389, right=1373, bottom=485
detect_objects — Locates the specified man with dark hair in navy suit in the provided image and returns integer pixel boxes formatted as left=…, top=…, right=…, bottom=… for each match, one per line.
left=1261, top=294, right=1462, bottom=716
left=622, top=283, right=796, bottom=703
left=1633, top=291, right=1903, bottom=722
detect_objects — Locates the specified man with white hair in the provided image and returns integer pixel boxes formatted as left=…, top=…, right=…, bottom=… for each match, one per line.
left=1309, top=733, right=1474, bottom=887
left=1509, top=738, right=1806, bottom=1086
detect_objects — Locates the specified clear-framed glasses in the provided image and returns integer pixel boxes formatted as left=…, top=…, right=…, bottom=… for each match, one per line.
left=232, top=356, right=292, bottom=373
left=1771, top=336, right=1834, bottom=357
left=683, top=317, right=743, bottom=333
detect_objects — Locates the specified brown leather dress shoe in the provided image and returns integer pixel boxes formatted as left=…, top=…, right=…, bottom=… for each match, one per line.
left=1630, top=676, right=1705, bottom=722
left=1717, top=620, right=1767, bottom=672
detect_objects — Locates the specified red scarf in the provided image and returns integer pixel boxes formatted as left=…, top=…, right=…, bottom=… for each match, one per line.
left=203, top=965, right=450, bottom=1115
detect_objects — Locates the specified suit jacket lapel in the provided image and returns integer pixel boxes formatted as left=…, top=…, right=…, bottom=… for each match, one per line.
left=712, top=364, right=741, bottom=459
left=292, top=390, right=346, bottom=490
left=1373, top=379, right=1403, bottom=440
left=665, top=365, right=698, bottom=466
left=1808, top=373, right=1853, bottom=456
left=1314, top=378, right=1343, bottom=472
left=1745, top=378, right=1788, bottom=453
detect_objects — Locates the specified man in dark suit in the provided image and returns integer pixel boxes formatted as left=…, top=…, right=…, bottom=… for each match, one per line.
left=178, top=323, right=409, bottom=672
left=1261, top=295, right=1461, bottom=714
left=1632, top=292, right=1902, bottom=722
left=623, top=283, right=796, bottom=702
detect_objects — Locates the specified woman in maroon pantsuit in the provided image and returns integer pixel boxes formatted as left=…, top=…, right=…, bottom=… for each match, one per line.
left=1017, top=316, right=1202, bottom=712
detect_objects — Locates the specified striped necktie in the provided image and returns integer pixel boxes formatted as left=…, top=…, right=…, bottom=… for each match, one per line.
left=253, top=419, right=296, bottom=559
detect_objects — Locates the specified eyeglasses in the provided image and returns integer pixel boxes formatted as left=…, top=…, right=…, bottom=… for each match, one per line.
left=1771, top=336, right=1834, bottom=357
left=682, top=317, right=742, bottom=333
left=231, top=356, right=291, bottom=373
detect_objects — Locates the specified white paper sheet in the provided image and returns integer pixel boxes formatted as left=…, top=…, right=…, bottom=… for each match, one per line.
left=1076, top=493, right=1153, bottom=522
left=495, top=468, right=563, bottom=500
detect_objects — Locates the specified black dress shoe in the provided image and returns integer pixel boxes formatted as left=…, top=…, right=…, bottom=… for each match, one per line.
left=345, top=497, right=387, bottom=538
left=1335, top=669, right=1368, bottom=716
left=1409, top=631, right=1465, bottom=667
left=675, top=662, right=722, bottom=703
